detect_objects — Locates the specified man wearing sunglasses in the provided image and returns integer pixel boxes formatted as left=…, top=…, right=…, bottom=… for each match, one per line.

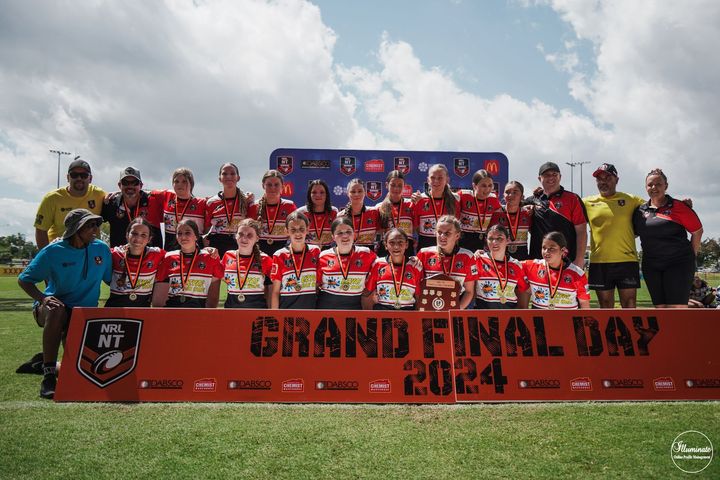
left=33, top=158, right=106, bottom=249
left=19, top=209, right=112, bottom=399
left=101, top=166, right=163, bottom=247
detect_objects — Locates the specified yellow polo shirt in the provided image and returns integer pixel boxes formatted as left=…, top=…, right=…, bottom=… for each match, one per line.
left=34, top=185, right=106, bottom=242
left=583, top=192, right=644, bottom=263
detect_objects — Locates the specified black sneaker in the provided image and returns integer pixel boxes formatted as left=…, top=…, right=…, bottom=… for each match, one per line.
left=40, top=375, right=57, bottom=399
left=16, top=352, right=44, bottom=375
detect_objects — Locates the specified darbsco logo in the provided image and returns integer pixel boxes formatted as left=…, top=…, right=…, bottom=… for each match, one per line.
left=671, top=431, right=714, bottom=473
left=518, top=379, right=560, bottom=389
left=314, top=380, right=359, bottom=391
left=228, top=379, right=272, bottom=390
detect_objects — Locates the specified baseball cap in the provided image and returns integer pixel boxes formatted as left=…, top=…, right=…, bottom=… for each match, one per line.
left=119, top=166, right=142, bottom=182
left=68, top=157, right=91, bottom=173
left=538, top=162, right=560, bottom=176
left=592, top=163, right=618, bottom=177
left=62, top=209, right=103, bottom=239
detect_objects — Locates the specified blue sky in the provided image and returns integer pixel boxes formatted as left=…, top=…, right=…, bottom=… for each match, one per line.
left=0, top=0, right=718, bottom=238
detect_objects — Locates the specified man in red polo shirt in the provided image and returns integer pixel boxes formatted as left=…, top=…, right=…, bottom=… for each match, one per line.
left=526, top=162, right=588, bottom=268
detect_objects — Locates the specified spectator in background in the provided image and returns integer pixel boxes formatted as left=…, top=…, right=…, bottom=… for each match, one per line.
left=526, top=162, right=587, bottom=268
left=102, top=166, right=163, bottom=248
left=18, top=209, right=112, bottom=399
left=34, top=157, right=105, bottom=249
left=688, top=275, right=715, bottom=308
left=583, top=163, right=644, bottom=308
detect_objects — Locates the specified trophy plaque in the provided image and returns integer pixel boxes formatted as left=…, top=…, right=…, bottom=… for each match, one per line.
left=417, top=273, right=461, bottom=311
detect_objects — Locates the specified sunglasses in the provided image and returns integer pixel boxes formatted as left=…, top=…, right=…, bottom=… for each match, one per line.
left=69, top=172, right=90, bottom=179
left=121, top=179, right=140, bottom=186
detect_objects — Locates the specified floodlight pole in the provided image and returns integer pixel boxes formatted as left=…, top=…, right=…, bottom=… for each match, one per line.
left=50, top=149, right=72, bottom=188
left=577, top=161, right=590, bottom=197
left=565, top=161, right=577, bottom=192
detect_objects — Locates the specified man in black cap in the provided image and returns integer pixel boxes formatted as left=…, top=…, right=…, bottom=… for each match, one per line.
left=102, top=166, right=163, bottom=247
left=583, top=163, right=645, bottom=308
left=526, top=162, right=588, bottom=267
left=34, top=157, right=106, bottom=249
left=18, top=208, right=112, bottom=399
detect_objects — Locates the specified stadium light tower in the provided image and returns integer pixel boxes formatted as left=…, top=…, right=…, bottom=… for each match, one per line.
left=576, top=161, right=590, bottom=196
left=50, top=149, right=72, bottom=188
left=565, top=161, right=577, bottom=192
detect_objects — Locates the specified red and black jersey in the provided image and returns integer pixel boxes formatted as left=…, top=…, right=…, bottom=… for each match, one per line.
left=156, top=249, right=224, bottom=307
left=413, top=194, right=461, bottom=248
left=248, top=199, right=297, bottom=255
left=271, top=244, right=321, bottom=309
left=488, top=206, right=533, bottom=260
left=375, top=199, right=414, bottom=235
left=317, top=246, right=376, bottom=310
left=101, top=190, right=164, bottom=248
left=221, top=250, right=272, bottom=308
left=522, top=259, right=589, bottom=310
left=106, top=245, right=166, bottom=307
left=337, top=206, right=381, bottom=248
left=474, top=253, right=527, bottom=309
left=416, top=246, right=479, bottom=294
left=154, top=190, right=207, bottom=251
left=633, top=195, right=702, bottom=263
left=458, top=191, right=502, bottom=235
left=366, top=256, right=423, bottom=310
left=526, top=187, right=587, bottom=261
left=205, top=192, right=253, bottom=255
left=296, top=206, right=338, bottom=248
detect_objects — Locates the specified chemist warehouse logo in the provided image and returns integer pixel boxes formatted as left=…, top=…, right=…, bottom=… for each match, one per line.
left=77, top=319, right=142, bottom=388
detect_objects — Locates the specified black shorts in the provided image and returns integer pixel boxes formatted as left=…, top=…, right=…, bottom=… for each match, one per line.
left=588, top=262, right=640, bottom=291
left=642, top=256, right=695, bottom=305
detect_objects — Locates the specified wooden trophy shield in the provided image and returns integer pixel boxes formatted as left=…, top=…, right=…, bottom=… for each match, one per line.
left=417, top=273, right=461, bottom=311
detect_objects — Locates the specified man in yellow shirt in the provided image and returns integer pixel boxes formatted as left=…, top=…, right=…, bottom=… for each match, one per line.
left=583, top=163, right=644, bottom=308
left=34, top=158, right=106, bottom=248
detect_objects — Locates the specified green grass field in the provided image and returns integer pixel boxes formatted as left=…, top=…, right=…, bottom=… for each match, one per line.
left=1, top=276, right=718, bottom=478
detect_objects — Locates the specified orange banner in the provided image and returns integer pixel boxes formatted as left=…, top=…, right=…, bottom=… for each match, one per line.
left=55, top=308, right=720, bottom=402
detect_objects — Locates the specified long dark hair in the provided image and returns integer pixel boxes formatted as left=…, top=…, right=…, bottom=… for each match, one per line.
left=218, top=162, right=248, bottom=216
left=305, top=179, right=332, bottom=214
left=177, top=218, right=203, bottom=252
left=428, top=164, right=457, bottom=216
left=379, top=170, right=405, bottom=229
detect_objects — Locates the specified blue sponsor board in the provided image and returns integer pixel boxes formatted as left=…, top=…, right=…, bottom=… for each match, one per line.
left=269, top=148, right=509, bottom=207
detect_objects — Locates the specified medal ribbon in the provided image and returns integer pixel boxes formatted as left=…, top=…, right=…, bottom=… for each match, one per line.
left=474, top=197, right=489, bottom=234
left=179, top=250, right=199, bottom=293
left=290, top=247, right=307, bottom=285
left=503, top=207, right=521, bottom=242
left=312, top=212, right=326, bottom=244
left=235, top=252, right=254, bottom=291
left=124, top=247, right=145, bottom=292
left=352, top=210, right=365, bottom=242
left=174, top=196, right=192, bottom=225
left=123, top=198, right=141, bottom=222
left=544, top=260, right=563, bottom=302
left=430, top=197, right=445, bottom=223
left=334, top=248, right=351, bottom=281
left=264, top=203, right=280, bottom=237
left=388, top=256, right=406, bottom=302
left=488, top=254, right=508, bottom=298
left=223, top=195, right=239, bottom=228
left=438, top=248, right=456, bottom=277
left=391, top=202, right=402, bottom=228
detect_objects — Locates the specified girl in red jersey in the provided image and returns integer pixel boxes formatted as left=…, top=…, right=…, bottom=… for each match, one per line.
left=474, top=225, right=529, bottom=309
left=155, top=168, right=207, bottom=251
left=489, top=180, right=533, bottom=260
left=458, top=169, right=502, bottom=253
left=271, top=211, right=321, bottom=309
left=317, top=217, right=377, bottom=310
left=413, top=164, right=460, bottom=250
left=376, top=170, right=415, bottom=257
left=106, top=218, right=166, bottom=307
left=365, top=228, right=423, bottom=310
left=221, top=219, right=273, bottom=309
left=296, top=179, right=337, bottom=250
left=416, top=215, right=477, bottom=309
left=205, top=163, right=253, bottom=256
left=522, top=231, right=590, bottom=310
left=248, top=170, right=297, bottom=256
left=152, top=219, right=224, bottom=308
left=338, top=178, right=381, bottom=250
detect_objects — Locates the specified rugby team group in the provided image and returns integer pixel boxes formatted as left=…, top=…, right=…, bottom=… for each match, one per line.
left=17, top=157, right=703, bottom=398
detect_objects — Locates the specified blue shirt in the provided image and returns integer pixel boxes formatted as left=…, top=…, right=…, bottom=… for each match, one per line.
left=19, top=239, right=112, bottom=308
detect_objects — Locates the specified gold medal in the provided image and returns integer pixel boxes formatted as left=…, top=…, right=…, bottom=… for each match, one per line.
left=548, top=302, right=555, bottom=310
left=499, top=296, right=506, bottom=304
left=508, top=245, right=517, bottom=253
left=179, top=295, right=186, bottom=303
left=341, top=282, right=350, bottom=291
left=129, top=293, right=138, bottom=301
left=235, top=251, right=254, bottom=299
left=267, top=238, right=274, bottom=245
left=237, top=294, right=245, bottom=303
left=294, top=284, right=302, bottom=292
left=394, top=300, right=402, bottom=309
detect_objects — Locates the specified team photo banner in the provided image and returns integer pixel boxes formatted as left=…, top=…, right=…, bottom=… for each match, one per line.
left=55, top=308, right=720, bottom=403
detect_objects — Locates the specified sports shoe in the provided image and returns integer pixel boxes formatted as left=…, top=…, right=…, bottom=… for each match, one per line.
left=40, top=375, right=57, bottom=399
left=16, top=352, right=44, bottom=374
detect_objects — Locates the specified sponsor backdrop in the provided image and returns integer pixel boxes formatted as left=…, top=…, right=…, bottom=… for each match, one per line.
left=56, top=309, right=719, bottom=402
left=269, top=148, right=509, bottom=206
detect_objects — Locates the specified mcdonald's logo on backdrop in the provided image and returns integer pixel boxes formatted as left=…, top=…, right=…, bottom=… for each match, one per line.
left=282, top=182, right=294, bottom=197
left=484, top=159, right=500, bottom=176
